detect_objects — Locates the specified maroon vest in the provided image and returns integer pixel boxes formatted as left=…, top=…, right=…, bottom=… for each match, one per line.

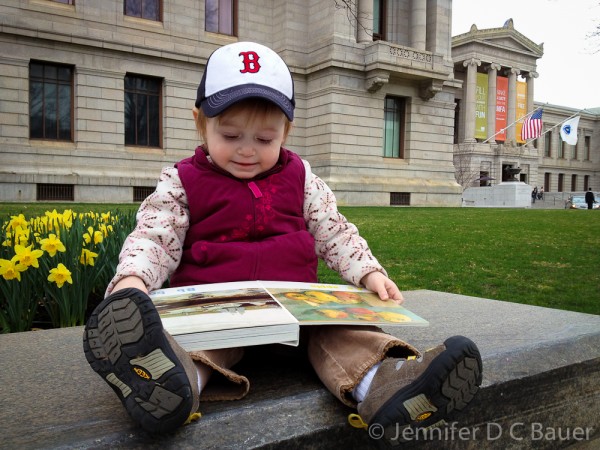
left=169, top=146, right=318, bottom=287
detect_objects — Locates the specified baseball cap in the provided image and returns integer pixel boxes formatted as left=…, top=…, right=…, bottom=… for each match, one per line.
left=196, top=41, right=295, bottom=121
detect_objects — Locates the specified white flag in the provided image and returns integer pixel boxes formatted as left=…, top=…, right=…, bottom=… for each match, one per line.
left=560, top=116, right=580, bottom=145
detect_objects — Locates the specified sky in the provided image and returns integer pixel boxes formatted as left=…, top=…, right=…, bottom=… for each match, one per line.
left=452, top=0, right=600, bottom=111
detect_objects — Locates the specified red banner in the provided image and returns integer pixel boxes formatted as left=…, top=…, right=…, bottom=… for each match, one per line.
left=495, top=76, right=507, bottom=141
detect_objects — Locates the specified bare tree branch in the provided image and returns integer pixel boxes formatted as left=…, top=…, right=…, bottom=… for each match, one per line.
left=334, top=0, right=374, bottom=38
left=453, top=144, right=482, bottom=190
left=585, top=2, right=600, bottom=53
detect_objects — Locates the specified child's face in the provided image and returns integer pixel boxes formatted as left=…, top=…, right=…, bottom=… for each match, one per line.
left=204, top=107, right=288, bottom=179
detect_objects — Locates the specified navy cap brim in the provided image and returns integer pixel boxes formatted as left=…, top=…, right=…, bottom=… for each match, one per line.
left=199, top=84, right=294, bottom=121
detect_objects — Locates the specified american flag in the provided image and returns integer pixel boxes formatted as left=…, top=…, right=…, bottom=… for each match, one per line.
left=520, top=109, right=543, bottom=140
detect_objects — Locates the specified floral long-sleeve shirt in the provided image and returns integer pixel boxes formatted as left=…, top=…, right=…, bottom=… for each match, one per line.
left=106, top=159, right=385, bottom=296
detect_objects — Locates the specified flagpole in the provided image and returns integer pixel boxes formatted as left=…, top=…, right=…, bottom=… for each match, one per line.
left=482, top=104, right=545, bottom=144
left=522, top=108, right=588, bottom=146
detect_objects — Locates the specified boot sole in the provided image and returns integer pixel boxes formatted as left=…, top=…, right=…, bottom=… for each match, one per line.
left=83, top=288, right=194, bottom=433
left=370, top=335, right=482, bottom=446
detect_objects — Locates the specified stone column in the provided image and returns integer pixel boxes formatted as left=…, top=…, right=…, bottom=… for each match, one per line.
left=357, top=0, right=373, bottom=43
left=463, top=58, right=481, bottom=143
left=506, top=67, right=520, bottom=143
left=424, top=0, right=452, bottom=59
left=486, top=63, right=501, bottom=141
left=526, top=71, right=538, bottom=112
left=410, top=0, right=427, bottom=50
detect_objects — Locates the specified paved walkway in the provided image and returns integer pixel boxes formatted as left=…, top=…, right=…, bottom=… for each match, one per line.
left=529, top=194, right=568, bottom=209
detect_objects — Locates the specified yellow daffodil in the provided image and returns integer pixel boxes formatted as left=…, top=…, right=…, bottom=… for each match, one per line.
left=83, top=227, right=103, bottom=245
left=2, top=232, right=13, bottom=247
left=36, top=216, right=50, bottom=233
left=45, top=209, right=60, bottom=229
left=39, top=233, right=66, bottom=257
left=99, top=223, right=113, bottom=237
left=83, top=227, right=93, bottom=244
left=14, top=244, right=44, bottom=268
left=8, top=214, right=28, bottom=231
left=14, top=226, right=31, bottom=245
left=61, top=209, right=74, bottom=228
left=48, top=263, right=73, bottom=288
left=0, top=257, right=27, bottom=281
left=101, top=212, right=111, bottom=222
left=80, top=248, right=99, bottom=266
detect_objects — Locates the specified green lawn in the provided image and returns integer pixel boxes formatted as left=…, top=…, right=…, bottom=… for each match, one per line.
left=318, top=207, right=600, bottom=315
left=2, top=204, right=598, bottom=315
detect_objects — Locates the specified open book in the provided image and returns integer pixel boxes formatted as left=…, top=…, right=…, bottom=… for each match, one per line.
left=149, top=281, right=428, bottom=351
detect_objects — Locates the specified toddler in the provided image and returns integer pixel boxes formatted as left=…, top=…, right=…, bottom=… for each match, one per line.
left=83, top=41, right=482, bottom=446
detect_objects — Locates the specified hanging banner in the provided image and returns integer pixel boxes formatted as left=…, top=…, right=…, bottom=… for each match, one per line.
left=495, top=76, right=508, bottom=141
left=516, top=81, right=527, bottom=144
left=475, top=73, right=488, bottom=140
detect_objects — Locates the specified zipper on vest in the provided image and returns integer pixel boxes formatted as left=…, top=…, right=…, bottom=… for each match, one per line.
left=247, top=181, right=263, bottom=198
left=247, top=181, right=262, bottom=278
left=247, top=181, right=262, bottom=240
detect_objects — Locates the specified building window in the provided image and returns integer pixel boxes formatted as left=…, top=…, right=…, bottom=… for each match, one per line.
left=584, top=136, right=591, bottom=160
left=205, top=0, right=236, bottom=35
left=571, top=174, right=577, bottom=192
left=51, top=0, right=74, bottom=4
left=584, top=175, right=590, bottom=191
left=133, top=186, right=155, bottom=202
left=558, top=140, right=565, bottom=159
left=572, top=142, right=578, bottom=160
left=544, top=130, right=552, bottom=157
left=29, top=62, right=73, bottom=141
left=37, top=183, right=74, bottom=201
left=544, top=172, right=551, bottom=192
left=373, top=0, right=387, bottom=41
left=558, top=173, right=564, bottom=192
left=125, top=75, right=162, bottom=147
left=125, top=0, right=161, bottom=21
left=383, top=96, right=405, bottom=158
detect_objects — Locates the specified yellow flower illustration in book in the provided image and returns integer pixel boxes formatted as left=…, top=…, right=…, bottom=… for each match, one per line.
left=345, top=307, right=378, bottom=322
left=280, top=289, right=390, bottom=307
left=376, top=311, right=412, bottom=323
left=316, top=309, right=349, bottom=319
left=283, top=290, right=345, bottom=306
left=272, top=288, right=418, bottom=324
left=329, top=291, right=363, bottom=304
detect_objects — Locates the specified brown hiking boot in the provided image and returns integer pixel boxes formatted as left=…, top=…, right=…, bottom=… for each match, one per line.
left=83, top=288, right=200, bottom=433
left=349, top=335, right=482, bottom=446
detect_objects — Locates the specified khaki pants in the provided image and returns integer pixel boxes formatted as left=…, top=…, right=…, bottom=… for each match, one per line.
left=189, top=326, right=418, bottom=408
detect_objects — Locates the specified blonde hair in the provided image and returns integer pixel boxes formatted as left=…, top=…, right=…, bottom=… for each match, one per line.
left=194, top=98, right=292, bottom=143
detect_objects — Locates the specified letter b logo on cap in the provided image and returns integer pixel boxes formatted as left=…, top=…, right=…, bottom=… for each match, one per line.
left=239, top=51, right=261, bottom=74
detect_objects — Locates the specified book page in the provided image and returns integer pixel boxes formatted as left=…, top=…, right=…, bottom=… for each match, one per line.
left=258, top=281, right=429, bottom=326
left=150, top=281, right=298, bottom=335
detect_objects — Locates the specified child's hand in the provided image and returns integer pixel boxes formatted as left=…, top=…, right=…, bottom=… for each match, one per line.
left=361, top=271, right=404, bottom=304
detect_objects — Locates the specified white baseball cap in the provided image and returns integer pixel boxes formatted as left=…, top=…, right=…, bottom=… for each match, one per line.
left=196, top=41, right=295, bottom=121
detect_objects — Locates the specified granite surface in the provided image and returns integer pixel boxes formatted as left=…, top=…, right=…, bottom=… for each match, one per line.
left=1, top=290, right=598, bottom=449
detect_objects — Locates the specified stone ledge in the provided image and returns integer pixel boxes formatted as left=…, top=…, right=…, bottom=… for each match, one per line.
left=0, top=290, right=598, bottom=449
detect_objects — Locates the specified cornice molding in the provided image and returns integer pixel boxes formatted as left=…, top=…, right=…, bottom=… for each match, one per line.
left=452, top=20, right=544, bottom=57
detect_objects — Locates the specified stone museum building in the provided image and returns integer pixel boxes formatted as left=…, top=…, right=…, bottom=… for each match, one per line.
left=0, top=0, right=598, bottom=206
left=452, top=20, right=599, bottom=194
